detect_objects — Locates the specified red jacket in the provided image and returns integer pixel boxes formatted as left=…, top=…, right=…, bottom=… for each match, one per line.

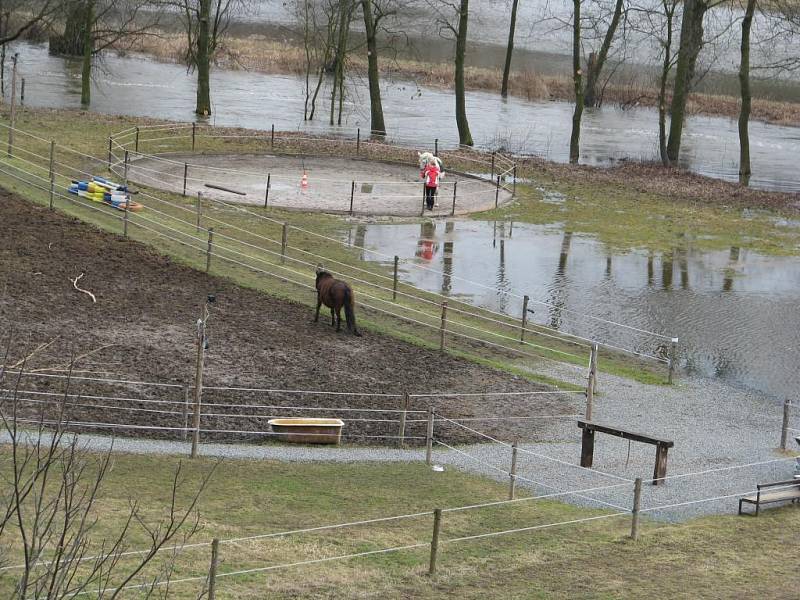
left=421, top=164, right=440, bottom=188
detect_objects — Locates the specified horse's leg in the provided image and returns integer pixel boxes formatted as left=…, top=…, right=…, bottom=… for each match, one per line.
left=314, top=293, right=322, bottom=322
left=330, top=307, right=336, bottom=327
left=335, top=306, right=342, bottom=332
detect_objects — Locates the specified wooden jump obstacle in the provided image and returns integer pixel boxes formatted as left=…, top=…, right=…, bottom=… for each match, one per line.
left=578, top=420, right=674, bottom=485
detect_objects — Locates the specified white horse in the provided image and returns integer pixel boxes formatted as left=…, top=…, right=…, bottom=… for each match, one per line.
left=418, top=151, right=444, bottom=174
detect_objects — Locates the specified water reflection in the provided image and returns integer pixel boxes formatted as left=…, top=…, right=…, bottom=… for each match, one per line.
left=352, top=220, right=800, bottom=398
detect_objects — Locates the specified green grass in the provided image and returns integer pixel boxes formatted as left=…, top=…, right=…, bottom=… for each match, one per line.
left=0, top=106, right=672, bottom=386
left=1, top=449, right=798, bottom=598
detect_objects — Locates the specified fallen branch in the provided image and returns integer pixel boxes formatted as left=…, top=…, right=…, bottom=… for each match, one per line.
left=70, top=273, right=97, bottom=303
left=8, top=337, right=60, bottom=370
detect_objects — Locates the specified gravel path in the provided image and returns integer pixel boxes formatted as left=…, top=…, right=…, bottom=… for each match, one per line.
left=6, top=369, right=798, bottom=523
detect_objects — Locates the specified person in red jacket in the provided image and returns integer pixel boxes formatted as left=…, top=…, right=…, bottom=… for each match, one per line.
left=421, top=160, right=440, bottom=211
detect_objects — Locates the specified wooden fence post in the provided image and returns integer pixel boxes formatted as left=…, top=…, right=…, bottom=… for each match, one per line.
left=134, top=126, right=140, bottom=153
left=349, top=180, right=355, bottom=215
left=439, top=301, right=448, bottom=351
left=519, top=295, right=529, bottom=342
left=451, top=181, right=458, bottom=216
left=205, top=227, right=214, bottom=273
left=281, top=222, right=288, bottom=264
left=392, top=255, right=399, bottom=301
left=512, top=164, right=517, bottom=196
left=434, top=138, right=438, bottom=156
left=356, top=128, right=360, bottom=154
left=428, top=508, right=442, bottom=576
left=667, top=337, right=679, bottom=384
left=630, top=477, right=642, bottom=540
left=208, top=538, right=219, bottom=600
left=7, top=53, right=17, bottom=158
left=183, top=162, right=189, bottom=196
left=586, top=344, right=598, bottom=420
left=495, top=175, right=501, bottom=208
left=271, top=123, right=275, bottom=147
left=264, top=173, right=271, bottom=208
left=196, top=191, right=202, bottom=231
left=490, top=151, right=495, bottom=180
left=48, top=140, right=55, bottom=210
left=425, top=407, right=434, bottom=465
left=780, top=398, right=791, bottom=450
left=398, top=392, right=409, bottom=447
left=123, top=150, right=130, bottom=238
left=191, top=308, right=206, bottom=459
left=509, top=441, right=519, bottom=500
left=192, top=122, right=197, bottom=151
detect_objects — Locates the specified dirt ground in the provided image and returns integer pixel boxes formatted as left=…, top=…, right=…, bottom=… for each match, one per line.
left=0, top=190, right=580, bottom=445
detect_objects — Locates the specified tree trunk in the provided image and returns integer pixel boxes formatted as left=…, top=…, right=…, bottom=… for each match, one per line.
left=330, top=0, right=349, bottom=125
left=49, top=1, right=87, bottom=57
left=738, top=0, right=756, bottom=186
left=666, top=0, right=707, bottom=164
left=584, top=0, right=624, bottom=107
left=569, top=0, right=583, bottom=164
left=195, top=0, right=212, bottom=116
left=658, top=1, right=675, bottom=165
left=80, top=0, right=94, bottom=106
left=362, top=0, right=386, bottom=135
left=455, top=0, right=473, bottom=146
left=501, top=0, right=520, bottom=98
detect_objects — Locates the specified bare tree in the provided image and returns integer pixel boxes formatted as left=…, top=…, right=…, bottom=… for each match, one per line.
left=569, top=0, right=583, bottom=163
left=0, top=363, right=215, bottom=598
left=361, top=0, right=394, bottom=135
left=583, top=0, right=626, bottom=107
left=501, top=0, right=520, bottom=98
left=737, top=0, right=757, bottom=185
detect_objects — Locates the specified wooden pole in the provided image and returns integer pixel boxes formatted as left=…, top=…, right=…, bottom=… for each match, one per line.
left=509, top=441, right=519, bottom=500
left=392, top=255, right=399, bottom=301
left=271, top=123, right=275, bottom=147
left=519, top=295, right=529, bottom=342
left=630, top=477, right=642, bottom=540
left=48, top=140, right=55, bottom=210
left=667, top=337, right=679, bottom=384
left=495, top=175, right=501, bottom=208
left=356, top=127, right=360, bottom=154
left=123, top=150, right=130, bottom=238
left=428, top=508, right=442, bottom=576
left=586, top=344, right=598, bottom=420
left=134, top=126, right=139, bottom=153
left=425, top=407, right=434, bottom=465
left=512, top=165, right=517, bottom=196
left=107, top=137, right=112, bottom=170
left=183, top=162, right=188, bottom=196
left=191, top=307, right=206, bottom=459
left=434, top=138, right=439, bottom=156
left=439, top=301, right=448, bottom=352
left=349, top=180, right=355, bottom=215
left=490, top=151, right=495, bottom=180
left=205, top=227, right=214, bottom=273
left=780, top=398, right=791, bottom=450
left=7, top=54, right=17, bottom=158
left=192, top=122, right=197, bottom=151
left=398, top=392, right=409, bottom=447
left=196, top=191, right=202, bottom=231
left=182, top=386, right=189, bottom=441
left=264, top=173, right=271, bottom=208
left=281, top=222, right=288, bottom=264
left=208, top=538, right=219, bottom=600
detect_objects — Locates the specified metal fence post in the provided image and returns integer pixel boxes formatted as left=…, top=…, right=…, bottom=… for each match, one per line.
left=271, top=123, right=275, bottom=147
left=192, top=122, right=197, bottom=151
left=425, top=407, right=434, bottom=465
left=490, top=151, right=496, bottom=180
left=356, top=127, right=361, bottom=154
left=780, top=398, right=791, bottom=450
left=495, top=175, right=501, bottom=207
left=264, top=173, right=271, bottom=208
left=183, top=162, right=189, bottom=196
left=107, top=137, right=112, bottom=169
left=134, top=126, right=140, bottom=153
left=519, top=295, right=529, bottom=342
left=349, top=180, right=355, bottom=215
left=512, top=164, right=517, bottom=196
left=281, top=222, right=288, bottom=264
left=398, top=392, right=409, bottom=447
left=392, top=255, right=399, bottom=301
left=428, top=508, right=442, bottom=576
left=630, top=477, right=642, bottom=540
left=451, top=181, right=458, bottom=216
left=205, top=227, right=214, bottom=273
left=439, top=301, right=448, bottom=351
left=667, top=337, right=679, bottom=384
left=434, top=138, right=439, bottom=156
left=20, top=77, right=25, bottom=105
left=123, top=150, right=130, bottom=238
left=509, top=441, right=519, bottom=500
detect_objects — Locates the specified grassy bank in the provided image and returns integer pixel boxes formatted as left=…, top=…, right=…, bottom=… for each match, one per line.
left=133, top=33, right=800, bottom=128
left=1, top=449, right=798, bottom=598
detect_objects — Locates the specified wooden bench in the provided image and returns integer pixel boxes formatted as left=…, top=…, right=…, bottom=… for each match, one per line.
left=738, top=480, right=800, bottom=516
left=578, top=420, right=674, bottom=485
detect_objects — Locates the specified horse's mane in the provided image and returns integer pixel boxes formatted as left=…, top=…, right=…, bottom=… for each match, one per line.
left=316, top=270, right=332, bottom=278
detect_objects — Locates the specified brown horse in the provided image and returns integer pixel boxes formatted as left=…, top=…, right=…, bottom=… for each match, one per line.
left=314, top=270, right=361, bottom=336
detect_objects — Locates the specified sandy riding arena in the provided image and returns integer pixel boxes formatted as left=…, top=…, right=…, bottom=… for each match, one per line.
left=126, top=153, right=513, bottom=216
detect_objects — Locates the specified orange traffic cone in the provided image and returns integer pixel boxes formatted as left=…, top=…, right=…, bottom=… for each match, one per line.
left=301, top=172, right=308, bottom=189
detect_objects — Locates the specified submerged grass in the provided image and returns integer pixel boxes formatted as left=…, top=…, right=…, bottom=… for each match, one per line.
left=1, top=450, right=798, bottom=598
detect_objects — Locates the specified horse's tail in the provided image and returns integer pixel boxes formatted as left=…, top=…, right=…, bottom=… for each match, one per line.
left=343, top=286, right=361, bottom=337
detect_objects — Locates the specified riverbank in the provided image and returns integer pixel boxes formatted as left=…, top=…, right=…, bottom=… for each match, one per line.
left=132, top=33, right=800, bottom=128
